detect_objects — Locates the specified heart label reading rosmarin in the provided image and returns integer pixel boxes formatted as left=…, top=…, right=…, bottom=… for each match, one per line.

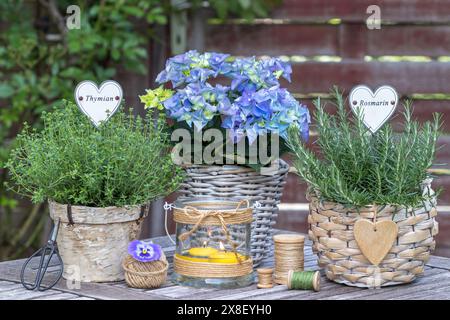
left=353, top=219, right=398, bottom=266
left=349, top=85, right=398, bottom=133
left=74, top=80, right=123, bottom=127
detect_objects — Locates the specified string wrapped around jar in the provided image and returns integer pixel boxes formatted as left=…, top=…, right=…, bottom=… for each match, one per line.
left=273, top=234, right=305, bottom=285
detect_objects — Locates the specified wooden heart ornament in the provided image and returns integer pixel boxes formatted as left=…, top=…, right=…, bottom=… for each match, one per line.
left=353, top=219, right=398, bottom=266
left=74, top=80, right=123, bottom=127
left=349, top=85, right=398, bottom=133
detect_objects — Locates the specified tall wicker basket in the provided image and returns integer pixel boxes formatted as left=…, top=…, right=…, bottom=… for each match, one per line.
left=178, top=159, right=289, bottom=267
left=307, top=179, right=439, bottom=288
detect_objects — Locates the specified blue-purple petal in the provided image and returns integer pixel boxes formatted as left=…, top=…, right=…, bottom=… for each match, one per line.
left=128, top=240, right=162, bottom=263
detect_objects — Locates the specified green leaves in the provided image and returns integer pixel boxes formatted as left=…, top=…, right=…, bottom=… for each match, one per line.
left=6, top=101, right=184, bottom=207
left=146, top=7, right=167, bottom=24
left=0, top=83, right=14, bottom=98
left=208, top=0, right=279, bottom=20
left=288, top=89, right=441, bottom=208
left=239, top=0, right=252, bottom=8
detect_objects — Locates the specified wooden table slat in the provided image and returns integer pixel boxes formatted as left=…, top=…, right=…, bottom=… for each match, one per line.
left=32, top=293, right=81, bottom=300
left=0, top=287, right=64, bottom=300
left=0, top=230, right=449, bottom=300
left=322, top=268, right=448, bottom=300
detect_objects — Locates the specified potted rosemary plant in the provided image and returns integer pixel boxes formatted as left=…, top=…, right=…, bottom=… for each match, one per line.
left=287, top=88, right=441, bottom=288
left=5, top=101, right=183, bottom=282
left=140, top=50, right=310, bottom=266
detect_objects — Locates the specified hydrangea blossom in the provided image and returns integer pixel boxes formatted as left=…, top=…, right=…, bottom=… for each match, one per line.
left=226, top=56, right=292, bottom=92
left=128, top=240, right=162, bottom=263
left=223, top=86, right=310, bottom=144
left=145, top=50, right=309, bottom=144
left=156, top=50, right=230, bottom=87
left=163, top=82, right=223, bottom=130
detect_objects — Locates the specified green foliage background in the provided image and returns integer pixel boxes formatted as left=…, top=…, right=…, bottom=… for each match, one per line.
left=0, top=0, right=278, bottom=260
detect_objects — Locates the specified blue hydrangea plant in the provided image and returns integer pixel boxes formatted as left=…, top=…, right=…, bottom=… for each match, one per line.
left=140, top=51, right=310, bottom=168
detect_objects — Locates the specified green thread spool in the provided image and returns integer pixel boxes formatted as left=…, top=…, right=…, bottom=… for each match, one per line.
left=287, top=270, right=320, bottom=291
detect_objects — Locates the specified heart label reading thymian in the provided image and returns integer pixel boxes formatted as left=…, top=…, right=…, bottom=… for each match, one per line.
left=74, top=80, right=123, bottom=127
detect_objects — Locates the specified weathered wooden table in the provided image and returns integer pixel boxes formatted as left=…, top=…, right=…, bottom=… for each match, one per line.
left=1, top=231, right=449, bottom=300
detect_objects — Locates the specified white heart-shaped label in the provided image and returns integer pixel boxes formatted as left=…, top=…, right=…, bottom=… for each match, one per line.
left=74, top=80, right=123, bottom=127
left=349, top=85, right=398, bottom=133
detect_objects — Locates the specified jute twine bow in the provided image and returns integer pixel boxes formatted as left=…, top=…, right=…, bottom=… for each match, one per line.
left=175, top=200, right=253, bottom=263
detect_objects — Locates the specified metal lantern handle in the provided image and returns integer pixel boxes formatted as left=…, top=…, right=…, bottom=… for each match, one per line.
left=163, top=202, right=177, bottom=245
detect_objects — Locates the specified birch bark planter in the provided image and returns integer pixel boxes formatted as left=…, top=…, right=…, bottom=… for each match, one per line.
left=307, top=179, right=439, bottom=288
left=49, top=201, right=147, bottom=283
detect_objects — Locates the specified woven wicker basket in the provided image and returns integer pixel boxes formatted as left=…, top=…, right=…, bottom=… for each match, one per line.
left=307, top=180, right=439, bottom=288
left=178, top=159, right=289, bottom=267
left=123, top=253, right=168, bottom=289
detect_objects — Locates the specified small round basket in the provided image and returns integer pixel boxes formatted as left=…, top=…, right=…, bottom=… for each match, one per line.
left=122, top=253, right=169, bottom=289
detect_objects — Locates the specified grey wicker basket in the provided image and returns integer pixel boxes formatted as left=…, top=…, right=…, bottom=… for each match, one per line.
left=178, top=159, right=289, bottom=267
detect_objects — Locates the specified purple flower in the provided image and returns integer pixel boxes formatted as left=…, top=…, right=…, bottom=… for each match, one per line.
left=163, top=82, right=220, bottom=130
left=128, top=240, right=162, bottom=262
left=221, top=85, right=310, bottom=144
left=261, top=58, right=292, bottom=82
left=187, top=68, right=215, bottom=83
left=208, top=52, right=231, bottom=74
left=156, top=51, right=232, bottom=88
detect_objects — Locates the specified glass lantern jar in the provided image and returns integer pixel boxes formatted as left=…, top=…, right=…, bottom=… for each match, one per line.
left=172, top=198, right=254, bottom=288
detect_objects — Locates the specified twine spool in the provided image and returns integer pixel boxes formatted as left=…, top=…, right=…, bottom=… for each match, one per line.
left=287, top=270, right=320, bottom=292
left=273, top=234, right=305, bottom=285
left=257, top=268, right=274, bottom=289
left=122, top=254, right=168, bottom=289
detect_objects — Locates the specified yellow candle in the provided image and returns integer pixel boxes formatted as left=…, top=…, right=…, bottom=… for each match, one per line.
left=188, top=247, right=218, bottom=257
left=208, top=251, right=246, bottom=264
left=175, top=247, right=219, bottom=262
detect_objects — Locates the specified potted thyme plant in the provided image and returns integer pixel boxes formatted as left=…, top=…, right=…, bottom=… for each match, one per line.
left=5, top=101, right=183, bottom=282
left=287, top=88, right=441, bottom=287
left=140, top=50, right=310, bottom=266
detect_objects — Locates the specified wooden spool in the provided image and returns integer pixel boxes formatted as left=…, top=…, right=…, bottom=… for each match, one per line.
left=287, top=270, right=320, bottom=292
left=257, top=268, right=274, bottom=289
left=273, top=234, right=305, bottom=285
